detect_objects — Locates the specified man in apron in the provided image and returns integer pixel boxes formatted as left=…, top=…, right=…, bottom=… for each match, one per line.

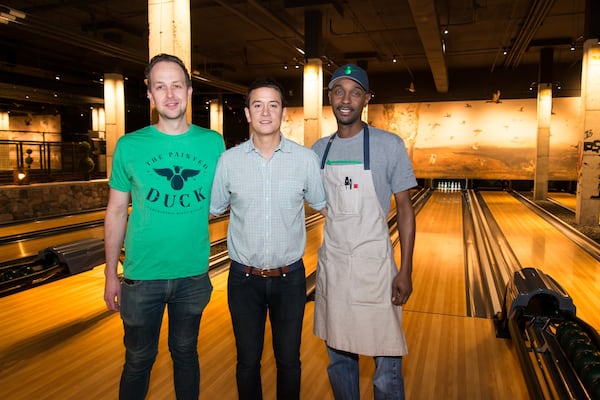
left=312, top=64, right=417, bottom=400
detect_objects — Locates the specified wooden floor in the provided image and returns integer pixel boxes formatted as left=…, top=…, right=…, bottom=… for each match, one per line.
left=1, top=191, right=599, bottom=399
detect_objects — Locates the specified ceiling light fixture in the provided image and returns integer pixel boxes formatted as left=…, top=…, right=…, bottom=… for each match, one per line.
left=529, top=81, right=537, bottom=91
left=283, top=63, right=288, bottom=70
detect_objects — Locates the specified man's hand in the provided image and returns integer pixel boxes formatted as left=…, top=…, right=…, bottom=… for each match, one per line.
left=104, top=273, right=122, bottom=311
left=391, top=271, right=413, bottom=306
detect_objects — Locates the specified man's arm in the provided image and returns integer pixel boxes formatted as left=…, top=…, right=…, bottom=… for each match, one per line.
left=209, top=156, right=230, bottom=217
left=391, top=190, right=415, bottom=306
left=304, top=150, right=327, bottom=212
left=103, top=188, right=130, bottom=311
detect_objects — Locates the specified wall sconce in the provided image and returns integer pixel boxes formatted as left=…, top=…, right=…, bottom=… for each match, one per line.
left=570, top=42, right=576, bottom=51
left=503, top=48, right=508, bottom=55
left=442, top=26, right=448, bottom=35
left=392, top=55, right=397, bottom=63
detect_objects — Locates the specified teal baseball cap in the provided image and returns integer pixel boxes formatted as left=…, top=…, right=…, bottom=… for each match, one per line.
left=328, top=64, right=369, bottom=92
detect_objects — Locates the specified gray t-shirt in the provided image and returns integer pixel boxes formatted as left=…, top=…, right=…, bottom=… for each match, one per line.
left=312, top=125, right=417, bottom=216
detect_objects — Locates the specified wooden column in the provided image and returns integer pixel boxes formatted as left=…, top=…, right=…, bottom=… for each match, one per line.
left=147, top=0, right=192, bottom=123
left=576, top=38, right=600, bottom=225
left=210, top=95, right=223, bottom=135
left=533, top=48, right=553, bottom=201
left=104, top=74, right=125, bottom=178
left=303, top=9, right=323, bottom=147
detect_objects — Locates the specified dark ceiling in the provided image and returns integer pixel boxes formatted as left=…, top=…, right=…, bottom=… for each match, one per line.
left=0, top=0, right=593, bottom=116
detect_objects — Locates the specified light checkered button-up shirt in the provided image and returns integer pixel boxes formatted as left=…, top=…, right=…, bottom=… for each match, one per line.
left=210, top=134, right=326, bottom=269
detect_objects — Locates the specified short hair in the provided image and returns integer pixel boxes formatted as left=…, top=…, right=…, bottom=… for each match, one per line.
left=145, top=54, right=192, bottom=87
left=245, top=78, right=287, bottom=108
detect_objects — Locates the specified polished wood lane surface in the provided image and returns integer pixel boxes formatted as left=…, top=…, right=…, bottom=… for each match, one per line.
left=0, top=210, right=106, bottom=237
left=481, top=191, right=600, bottom=329
left=548, top=192, right=576, bottom=210
left=1, top=193, right=533, bottom=399
left=407, top=190, right=467, bottom=317
left=402, top=190, right=527, bottom=400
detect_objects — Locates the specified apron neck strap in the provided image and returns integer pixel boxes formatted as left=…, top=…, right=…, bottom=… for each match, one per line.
left=320, top=123, right=370, bottom=170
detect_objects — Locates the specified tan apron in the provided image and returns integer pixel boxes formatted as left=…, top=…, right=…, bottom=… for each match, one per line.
left=314, top=124, right=408, bottom=356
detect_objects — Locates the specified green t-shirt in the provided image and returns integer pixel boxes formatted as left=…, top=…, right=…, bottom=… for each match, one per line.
left=109, top=124, right=225, bottom=279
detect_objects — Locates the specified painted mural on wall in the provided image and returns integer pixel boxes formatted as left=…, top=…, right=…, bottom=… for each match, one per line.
left=283, top=97, right=580, bottom=180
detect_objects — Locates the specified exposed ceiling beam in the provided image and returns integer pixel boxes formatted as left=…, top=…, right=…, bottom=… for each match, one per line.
left=406, top=0, right=448, bottom=93
left=1, top=5, right=248, bottom=95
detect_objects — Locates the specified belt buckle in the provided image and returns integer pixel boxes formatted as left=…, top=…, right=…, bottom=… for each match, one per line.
left=259, top=268, right=269, bottom=278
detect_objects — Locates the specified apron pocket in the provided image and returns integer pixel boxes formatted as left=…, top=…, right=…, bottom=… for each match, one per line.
left=349, top=255, right=390, bottom=305
left=334, top=185, right=361, bottom=215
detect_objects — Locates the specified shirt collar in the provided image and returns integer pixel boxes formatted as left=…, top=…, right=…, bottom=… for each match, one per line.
left=244, top=133, right=292, bottom=154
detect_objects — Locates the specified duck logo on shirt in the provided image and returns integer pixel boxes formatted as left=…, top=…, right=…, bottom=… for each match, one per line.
left=153, top=166, right=201, bottom=190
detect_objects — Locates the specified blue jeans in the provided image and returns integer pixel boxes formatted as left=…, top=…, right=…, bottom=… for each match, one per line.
left=326, top=346, right=405, bottom=400
left=228, top=260, right=307, bottom=400
left=119, top=273, right=213, bottom=400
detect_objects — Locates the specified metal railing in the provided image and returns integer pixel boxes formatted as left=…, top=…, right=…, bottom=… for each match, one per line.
left=0, top=137, right=107, bottom=184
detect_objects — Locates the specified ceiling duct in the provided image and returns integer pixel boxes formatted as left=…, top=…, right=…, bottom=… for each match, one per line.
left=503, top=0, right=556, bottom=69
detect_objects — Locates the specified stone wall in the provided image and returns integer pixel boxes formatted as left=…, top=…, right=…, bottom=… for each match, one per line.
left=0, top=180, right=109, bottom=224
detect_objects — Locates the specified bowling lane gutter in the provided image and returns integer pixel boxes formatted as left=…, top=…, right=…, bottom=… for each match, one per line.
left=462, top=190, right=523, bottom=318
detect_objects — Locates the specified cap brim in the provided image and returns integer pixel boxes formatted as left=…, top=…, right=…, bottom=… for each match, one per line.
left=328, top=76, right=368, bottom=91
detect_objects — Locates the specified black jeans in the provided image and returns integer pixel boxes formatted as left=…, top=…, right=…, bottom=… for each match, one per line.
left=119, top=274, right=212, bottom=400
left=228, top=260, right=306, bottom=400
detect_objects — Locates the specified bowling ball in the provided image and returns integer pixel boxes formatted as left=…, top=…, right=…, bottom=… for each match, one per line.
left=581, top=362, right=600, bottom=390
left=559, top=326, right=587, bottom=349
left=574, top=349, right=600, bottom=375
left=567, top=339, right=596, bottom=362
left=589, top=377, right=600, bottom=399
left=556, top=321, right=580, bottom=340
left=2, top=270, right=17, bottom=280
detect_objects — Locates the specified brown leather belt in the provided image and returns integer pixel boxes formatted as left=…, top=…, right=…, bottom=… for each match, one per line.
left=242, top=266, right=289, bottom=277
left=231, top=259, right=303, bottom=278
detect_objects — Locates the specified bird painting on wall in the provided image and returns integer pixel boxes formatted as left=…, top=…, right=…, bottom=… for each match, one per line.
left=486, top=90, right=502, bottom=103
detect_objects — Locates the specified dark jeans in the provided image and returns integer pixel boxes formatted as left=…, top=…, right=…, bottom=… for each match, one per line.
left=326, top=346, right=405, bottom=400
left=228, top=260, right=307, bottom=400
left=119, top=273, right=213, bottom=400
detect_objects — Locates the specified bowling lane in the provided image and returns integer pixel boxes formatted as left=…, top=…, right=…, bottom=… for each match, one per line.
left=406, top=190, right=467, bottom=317
left=0, top=210, right=106, bottom=238
left=399, top=190, right=528, bottom=400
left=0, top=216, right=330, bottom=400
left=0, top=194, right=532, bottom=400
left=548, top=191, right=577, bottom=211
left=480, top=191, right=600, bottom=330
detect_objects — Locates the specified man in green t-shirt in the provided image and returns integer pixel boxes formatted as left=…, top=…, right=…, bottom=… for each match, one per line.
left=103, top=53, right=225, bottom=399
